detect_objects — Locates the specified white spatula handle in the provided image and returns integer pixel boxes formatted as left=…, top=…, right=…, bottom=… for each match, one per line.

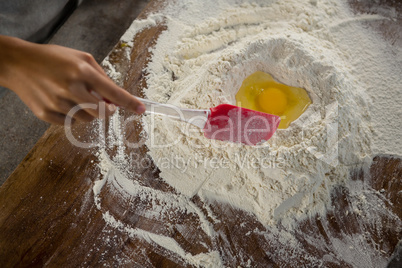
left=136, top=97, right=210, bottom=129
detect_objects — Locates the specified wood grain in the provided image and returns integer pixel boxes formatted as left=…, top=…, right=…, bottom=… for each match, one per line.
left=0, top=1, right=401, bottom=267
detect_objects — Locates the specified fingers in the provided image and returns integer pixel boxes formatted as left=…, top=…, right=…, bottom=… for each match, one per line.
left=84, top=54, right=109, bottom=78
left=36, top=110, right=74, bottom=125
left=67, top=82, right=115, bottom=119
left=84, top=66, right=145, bottom=114
left=54, top=98, right=95, bottom=122
left=64, top=51, right=143, bottom=116
left=33, top=99, right=94, bottom=125
left=33, top=86, right=101, bottom=124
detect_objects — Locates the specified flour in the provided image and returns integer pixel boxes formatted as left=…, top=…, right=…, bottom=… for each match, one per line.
left=142, top=0, right=375, bottom=227
left=93, top=0, right=401, bottom=266
left=101, top=210, right=223, bottom=267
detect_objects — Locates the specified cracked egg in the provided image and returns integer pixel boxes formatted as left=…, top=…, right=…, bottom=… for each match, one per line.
left=235, top=71, right=312, bottom=129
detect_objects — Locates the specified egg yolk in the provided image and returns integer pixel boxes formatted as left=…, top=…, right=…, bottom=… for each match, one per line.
left=257, top=87, right=288, bottom=115
left=235, top=71, right=311, bottom=129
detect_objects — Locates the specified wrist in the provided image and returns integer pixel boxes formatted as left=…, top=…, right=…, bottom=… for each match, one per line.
left=0, top=35, right=32, bottom=90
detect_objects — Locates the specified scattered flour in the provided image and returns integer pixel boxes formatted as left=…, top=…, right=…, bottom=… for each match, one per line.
left=102, top=209, right=223, bottom=268
left=94, top=0, right=401, bottom=266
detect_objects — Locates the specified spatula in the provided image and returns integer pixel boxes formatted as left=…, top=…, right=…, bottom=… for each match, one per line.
left=137, top=97, right=280, bottom=145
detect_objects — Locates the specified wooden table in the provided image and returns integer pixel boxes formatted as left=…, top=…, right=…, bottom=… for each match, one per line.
left=1, top=1, right=401, bottom=267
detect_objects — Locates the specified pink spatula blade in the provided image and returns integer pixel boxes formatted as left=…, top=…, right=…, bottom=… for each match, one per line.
left=203, top=104, right=280, bottom=145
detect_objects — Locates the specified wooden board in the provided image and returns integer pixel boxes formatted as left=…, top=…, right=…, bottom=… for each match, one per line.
left=0, top=0, right=401, bottom=267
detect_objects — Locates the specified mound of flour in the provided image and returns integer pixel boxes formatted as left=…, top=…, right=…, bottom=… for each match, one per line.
left=94, top=0, right=401, bottom=265
left=140, top=0, right=375, bottom=226
left=98, top=0, right=402, bottom=230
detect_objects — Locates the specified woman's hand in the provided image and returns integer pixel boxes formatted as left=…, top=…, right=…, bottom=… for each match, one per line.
left=0, top=35, right=145, bottom=125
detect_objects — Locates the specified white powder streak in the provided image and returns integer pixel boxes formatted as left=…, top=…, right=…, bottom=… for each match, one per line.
left=102, top=211, right=223, bottom=268
left=121, top=13, right=164, bottom=47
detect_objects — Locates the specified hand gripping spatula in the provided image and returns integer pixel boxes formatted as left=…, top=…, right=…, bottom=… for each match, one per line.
left=137, top=97, right=280, bottom=146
